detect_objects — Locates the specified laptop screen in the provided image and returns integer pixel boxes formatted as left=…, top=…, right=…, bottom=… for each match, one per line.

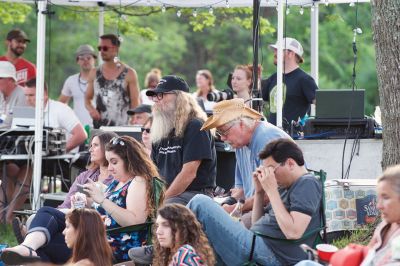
left=316, top=89, right=365, bottom=119
left=11, top=106, right=36, bottom=128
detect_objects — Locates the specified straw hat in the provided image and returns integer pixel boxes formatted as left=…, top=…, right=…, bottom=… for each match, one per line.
left=201, top=98, right=262, bottom=131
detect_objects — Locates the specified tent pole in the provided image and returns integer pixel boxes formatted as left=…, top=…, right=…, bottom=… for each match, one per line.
left=251, top=0, right=261, bottom=113
left=276, top=1, right=284, bottom=128
left=32, top=0, right=47, bottom=210
left=310, top=3, right=319, bottom=117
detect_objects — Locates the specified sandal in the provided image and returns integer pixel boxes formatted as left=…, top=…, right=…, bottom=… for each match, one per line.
left=0, top=244, right=41, bottom=264
left=12, top=217, right=25, bottom=244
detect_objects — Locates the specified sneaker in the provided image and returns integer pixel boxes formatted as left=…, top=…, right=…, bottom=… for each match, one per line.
left=128, top=245, right=153, bottom=265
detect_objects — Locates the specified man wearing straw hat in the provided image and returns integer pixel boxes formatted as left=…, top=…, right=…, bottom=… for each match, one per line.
left=201, top=98, right=290, bottom=227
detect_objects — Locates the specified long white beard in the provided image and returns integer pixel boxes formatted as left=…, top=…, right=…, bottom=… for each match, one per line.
left=151, top=105, right=175, bottom=143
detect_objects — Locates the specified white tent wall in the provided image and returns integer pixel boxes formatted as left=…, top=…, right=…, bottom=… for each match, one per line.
left=0, top=0, right=369, bottom=209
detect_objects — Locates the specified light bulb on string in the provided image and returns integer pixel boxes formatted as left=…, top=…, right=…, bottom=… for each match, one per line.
left=310, top=3, right=315, bottom=12
left=286, top=6, right=290, bottom=15
left=120, top=14, right=127, bottom=21
left=193, top=9, right=197, bottom=17
left=275, top=4, right=278, bottom=11
left=325, top=0, right=329, bottom=6
left=209, top=6, right=213, bottom=15
left=225, top=0, right=230, bottom=8
left=349, top=1, right=355, bottom=7
left=161, top=5, right=166, bottom=13
left=177, top=9, right=182, bottom=17
left=299, top=6, right=304, bottom=15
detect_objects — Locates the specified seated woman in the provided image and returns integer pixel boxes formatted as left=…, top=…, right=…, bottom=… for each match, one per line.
left=193, top=69, right=217, bottom=112
left=63, top=208, right=113, bottom=266
left=14, top=131, right=117, bottom=242
left=153, top=203, right=215, bottom=266
left=231, top=64, right=262, bottom=106
left=1, top=135, right=163, bottom=265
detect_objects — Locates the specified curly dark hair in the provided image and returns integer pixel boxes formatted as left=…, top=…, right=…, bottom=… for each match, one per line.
left=152, top=204, right=215, bottom=266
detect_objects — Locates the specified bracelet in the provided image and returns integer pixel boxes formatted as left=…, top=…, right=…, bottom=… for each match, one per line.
left=99, top=197, right=106, bottom=206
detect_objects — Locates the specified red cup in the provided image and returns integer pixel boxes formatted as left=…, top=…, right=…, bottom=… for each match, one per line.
left=316, top=244, right=339, bottom=262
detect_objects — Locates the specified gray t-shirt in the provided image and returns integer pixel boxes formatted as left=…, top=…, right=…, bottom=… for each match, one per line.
left=250, top=173, right=322, bottom=265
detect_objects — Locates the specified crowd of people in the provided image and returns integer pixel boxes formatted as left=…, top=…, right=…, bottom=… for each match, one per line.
left=1, top=28, right=395, bottom=266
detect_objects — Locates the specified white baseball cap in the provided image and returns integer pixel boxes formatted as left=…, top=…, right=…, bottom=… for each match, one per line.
left=0, top=61, right=17, bottom=81
left=269, top=37, right=304, bottom=63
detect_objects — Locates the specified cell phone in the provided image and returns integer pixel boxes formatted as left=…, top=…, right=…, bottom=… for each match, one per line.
left=77, top=184, right=90, bottom=197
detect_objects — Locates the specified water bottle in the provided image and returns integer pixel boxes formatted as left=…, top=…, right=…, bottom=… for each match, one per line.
left=72, top=192, right=87, bottom=209
left=230, top=199, right=245, bottom=221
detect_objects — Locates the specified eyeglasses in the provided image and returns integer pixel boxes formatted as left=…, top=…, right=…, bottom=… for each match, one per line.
left=151, top=92, right=176, bottom=101
left=141, top=128, right=151, bottom=134
left=78, top=55, right=93, bottom=61
left=97, top=46, right=114, bottom=52
left=216, top=124, right=235, bottom=137
left=110, top=137, right=125, bottom=146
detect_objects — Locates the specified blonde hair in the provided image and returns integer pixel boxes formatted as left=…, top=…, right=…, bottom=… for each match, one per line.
left=174, top=91, right=208, bottom=137
left=144, top=68, right=162, bottom=89
left=379, top=165, right=400, bottom=195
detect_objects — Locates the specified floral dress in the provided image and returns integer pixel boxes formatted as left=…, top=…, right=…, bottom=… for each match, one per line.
left=94, top=179, right=148, bottom=262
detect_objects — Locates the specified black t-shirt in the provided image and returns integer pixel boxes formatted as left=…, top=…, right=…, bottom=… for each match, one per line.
left=151, top=118, right=216, bottom=191
left=262, top=68, right=318, bottom=130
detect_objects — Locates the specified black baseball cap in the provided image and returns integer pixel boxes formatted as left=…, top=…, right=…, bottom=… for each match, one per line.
left=146, top=75, right=189, bottom=96
left=6, top=29, right=30, bottom=42
left=127, top=104, right=152, bottom=115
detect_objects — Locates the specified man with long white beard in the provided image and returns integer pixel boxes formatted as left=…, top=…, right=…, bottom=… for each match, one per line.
left=147, top=75, right=216, bottom=205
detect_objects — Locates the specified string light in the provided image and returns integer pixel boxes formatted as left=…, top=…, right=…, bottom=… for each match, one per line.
left=325, top=0, right=329, bottom=6
left=120, top=14, right=127, bottom=21
left=161, top=5, right=166, bottom=13
left=311, top=3, right=315, bottom=12
left=177, top=9, right=181, bottom=17
left=286, top=6, right=290, bottom=15
left=192, top=8, right=197, bottom=17
left=209, top=6, right=213, bottom=15
left=147, top=0, right=150, bottom=6
left=299, top=6, right=304, bottom=15
left=349, top=1, right=355, bottom=6
left=225, top=0, right=230, bottom=8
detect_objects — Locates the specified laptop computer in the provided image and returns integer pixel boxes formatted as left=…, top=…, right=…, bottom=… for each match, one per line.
left=316, top=89, right=365, bottom=119
left=11, top=106, right=36, bottom=128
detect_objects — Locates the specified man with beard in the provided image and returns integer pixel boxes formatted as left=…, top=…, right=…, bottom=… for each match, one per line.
left=262, top=37, right=318, bottom=131
left=0, top=29, right=36, bottom=86
left=58, top=44, right=97, bottom=127
left=147, top=75, right=216, bottom=205
left=85, top=33, right=140, bottom=128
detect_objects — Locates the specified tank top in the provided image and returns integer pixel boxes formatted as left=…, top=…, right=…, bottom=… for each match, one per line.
left=93, top=66, right=130, bottom=127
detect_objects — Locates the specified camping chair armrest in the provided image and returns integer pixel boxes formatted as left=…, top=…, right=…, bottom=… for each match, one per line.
left=252, top=226, right=326, bottom=244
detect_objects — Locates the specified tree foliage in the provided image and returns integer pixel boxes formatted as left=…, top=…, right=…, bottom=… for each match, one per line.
left=0, top=2, right=377, bottom=117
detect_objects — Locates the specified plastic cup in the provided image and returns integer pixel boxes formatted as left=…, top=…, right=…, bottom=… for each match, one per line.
left=316, top=244, right=338, bottom=262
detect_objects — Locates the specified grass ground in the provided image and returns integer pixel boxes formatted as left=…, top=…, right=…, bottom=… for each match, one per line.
left=0, top=224, right=18, bottom=247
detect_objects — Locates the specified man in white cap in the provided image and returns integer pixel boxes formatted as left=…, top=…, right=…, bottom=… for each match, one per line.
left=262, top=37, right=318, bottom=131
left=0, top=29, right=36, bottom=86
left=0, top=61, right=27, bottom=128
left=58, top=44, right=97, bottom=127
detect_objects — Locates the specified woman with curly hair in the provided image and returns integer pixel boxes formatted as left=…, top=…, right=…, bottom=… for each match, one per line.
left=64, top=208, right=113, bottom=266
left=153, top=203, right=215, bottom=266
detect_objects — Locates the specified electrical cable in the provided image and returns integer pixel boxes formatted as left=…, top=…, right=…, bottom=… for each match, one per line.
left=341, top=0, right=360, bottom=179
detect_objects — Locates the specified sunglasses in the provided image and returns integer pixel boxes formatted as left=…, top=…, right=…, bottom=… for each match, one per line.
left=97, top=45, right=114, bottom=52
left=110, top=137, right=125, bottom=146
left=141, top=128, right=151, bottom=134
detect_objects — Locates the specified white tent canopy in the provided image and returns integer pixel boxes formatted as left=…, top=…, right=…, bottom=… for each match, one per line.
left=0, top=0, right=369, bottom=209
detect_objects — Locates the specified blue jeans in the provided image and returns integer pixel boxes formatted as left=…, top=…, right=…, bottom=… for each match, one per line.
left=27, top=206, right=71, bottom=264
left=187, top=195, right=281, bottom=266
